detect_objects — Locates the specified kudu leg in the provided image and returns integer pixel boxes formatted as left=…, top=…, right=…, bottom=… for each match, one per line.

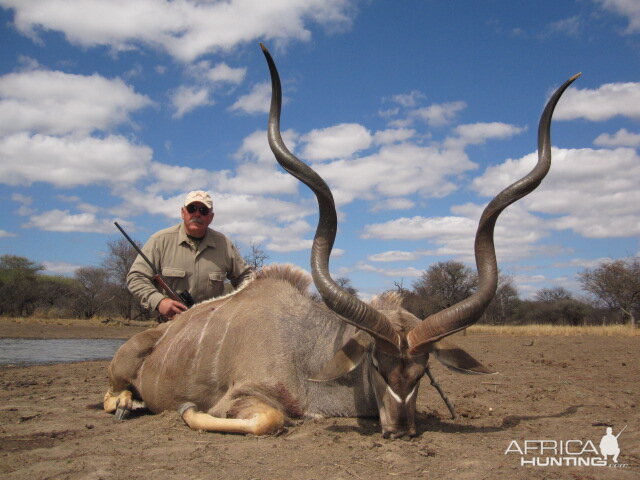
left=179, top=401, right=286, bottom=435
left=103, top=389, right=134, bottom=420
left=104, top=328, right=164, bottom=420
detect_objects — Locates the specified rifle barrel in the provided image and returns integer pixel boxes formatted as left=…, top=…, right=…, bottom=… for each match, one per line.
left=114, top=222, right=157, bottom=275
left=616, top=425, right=627, bottom=438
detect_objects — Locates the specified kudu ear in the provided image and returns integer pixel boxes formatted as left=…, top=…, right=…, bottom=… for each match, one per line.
left=429, top=340, right=496, bottom=375
left=309, top=330, right=373, bottom=382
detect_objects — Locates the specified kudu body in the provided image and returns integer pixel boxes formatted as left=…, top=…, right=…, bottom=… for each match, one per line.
left=106, top=267, right=379, bottom=433
left=104, top=44, right=579, bottom=437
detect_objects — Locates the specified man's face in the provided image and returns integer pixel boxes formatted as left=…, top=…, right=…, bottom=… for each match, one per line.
left=181, top=202, right=214, bottom=238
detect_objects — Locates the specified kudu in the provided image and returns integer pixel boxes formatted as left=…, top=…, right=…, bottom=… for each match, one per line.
left=103, top=44, right=579, bottom=438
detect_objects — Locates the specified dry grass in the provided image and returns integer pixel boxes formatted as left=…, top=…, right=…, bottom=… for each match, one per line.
left=0, top=316, right=155, bottom=328
left=467, top=323, right=639, bottom=336
left=3, top=317, right=638, bottom=336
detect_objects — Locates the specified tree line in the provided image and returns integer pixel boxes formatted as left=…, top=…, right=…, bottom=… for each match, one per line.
left=395, top=259, right=638, bottom=328
left=0, top=243, right=638, bottom=327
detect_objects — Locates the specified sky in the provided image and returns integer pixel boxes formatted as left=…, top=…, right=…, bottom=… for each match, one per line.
left=0, top=0, right=639, bottom=300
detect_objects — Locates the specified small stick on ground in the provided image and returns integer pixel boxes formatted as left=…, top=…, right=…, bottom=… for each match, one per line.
left=425, top=365, right=457, bottom=420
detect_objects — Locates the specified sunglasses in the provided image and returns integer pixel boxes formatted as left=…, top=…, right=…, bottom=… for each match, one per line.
left=185, top=204, right=211, bottom=215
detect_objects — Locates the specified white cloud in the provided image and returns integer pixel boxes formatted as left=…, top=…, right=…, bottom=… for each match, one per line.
left=0, top=229, right=17, bottom=237
left=11, top=193, right=32, bottom=205
left=226, top=129, right=300, bottom=195
left=373, top=128, right=416, bottom=145
left=56, top=195, right=100, bottom=214
left=214, top=193, right=311, bottom=225
left=1, top=0, right=357, bottom=62
left=473, top=147, right=640, bottom=238
left=301, top=123, right=372, bottom=161
left=356, top=262, right=423, bottom=278
left=411, top=101, right=466, bottom=127
left=268, top=236, right=313, bottom=253
left=368, top=251, right=420, bottom=262
left=25, top=209, right=116, bottom=233
left=219, top=215, right=313, bottom=253
left=172, top=62, right=247, bottom=116
left=235, top=128, right=298, bottom=164
left=382, top=93, right=467, bottom=129
left=594, top=128, right=640, bottom=147
left=170, top=85, right=211, bottom=118
left=187, top=61, right=246, bottom=85
left=223, top=163, right=299, bottom=196
left=370, top=198, right=415, bottom=212
left=315, top=142, right=475, bottom=205
left=109, top=191, right=184, bottom=220
left=363, top=215, right=475, bottom=241
left=0, top=69, right=152, bottom=135
left=554, top=82, right=640, bottom=121
left=594, top=0, right=640, bottom=34
left=552, top=257, right=614, bottom=269
left=11, top=193, right=33, bottom=216
left=546, top=15, right=582, bottom=37
left=0, top=67, right=155, bottom=191
left=147, top=163, right=224, bottom=195
left=229, top=82, right=271, bottom=115
left=362, top=199, right=552, bottom=264
left=0, top=133, right=153, bottom=187
left=446, top=122, right=525, bottom=148
left=390, top=90, right=425, bottom=108
left=43, top=261, right=82, bottom=275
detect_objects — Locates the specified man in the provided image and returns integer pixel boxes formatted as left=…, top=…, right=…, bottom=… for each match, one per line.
left=127, top=190, right=252, bottom=319
left=599, top=426, right=622, bottom=464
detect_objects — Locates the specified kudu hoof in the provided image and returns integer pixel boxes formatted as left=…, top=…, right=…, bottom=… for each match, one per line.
left=114, top=406, right=131, bottom=421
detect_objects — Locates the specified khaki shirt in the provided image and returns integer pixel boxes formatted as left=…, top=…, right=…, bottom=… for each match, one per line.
left=127, top=223, right=252, bottom=311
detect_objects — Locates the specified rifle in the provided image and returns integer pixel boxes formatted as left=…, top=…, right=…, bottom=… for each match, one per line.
left=114, top=222, right=194, bottom=309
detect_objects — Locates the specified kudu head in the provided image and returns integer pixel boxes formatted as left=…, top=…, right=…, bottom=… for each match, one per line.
left=261, top=43, right=579, bottom=438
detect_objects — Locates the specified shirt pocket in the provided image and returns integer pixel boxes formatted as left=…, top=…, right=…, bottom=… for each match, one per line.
left=208, top=271, right=225, bottom=297
left=162, top=268, right=186, bottom=279
left=161, top=267, right=188, bottom=292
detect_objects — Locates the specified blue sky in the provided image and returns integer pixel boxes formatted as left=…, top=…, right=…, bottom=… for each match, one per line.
left=0, top=0, right=638, bottom=300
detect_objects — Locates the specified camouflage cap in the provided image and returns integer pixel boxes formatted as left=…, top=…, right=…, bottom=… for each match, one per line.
left=183, top=190, right=213, bottom=209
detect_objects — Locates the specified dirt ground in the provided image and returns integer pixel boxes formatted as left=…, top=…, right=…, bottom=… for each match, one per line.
left=0, top=319, right=638, bottom=480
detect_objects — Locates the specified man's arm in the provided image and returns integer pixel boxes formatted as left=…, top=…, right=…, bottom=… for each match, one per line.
left=226, top=241, right=254, bottom=289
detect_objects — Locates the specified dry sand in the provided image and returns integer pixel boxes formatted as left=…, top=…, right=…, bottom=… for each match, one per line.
left=1, top=318, right=638, bottom=479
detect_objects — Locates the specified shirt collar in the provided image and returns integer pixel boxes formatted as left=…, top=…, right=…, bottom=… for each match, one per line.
left=178, top=222, right=217, bottom=249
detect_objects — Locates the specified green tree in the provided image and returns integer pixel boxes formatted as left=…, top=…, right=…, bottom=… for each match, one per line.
left=0, top=255, right=44, bottom=316
left=482, top=274, right=519, bottom=325
left=516, top=287, right=591, bottom=326
left=579, top=258, right=640, bottom=327
left=535, top=287, right=573, bottom=303
left=412, top=261, right=478, bottom=317
left=102, top=237, right=142, bottom=319
left=73, top=266, right=113, bottom=318
left=36, top=274, right=77, bottom=317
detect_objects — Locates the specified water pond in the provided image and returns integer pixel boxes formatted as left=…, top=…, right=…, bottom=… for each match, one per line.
left=0, top=338, right=125, bottom=366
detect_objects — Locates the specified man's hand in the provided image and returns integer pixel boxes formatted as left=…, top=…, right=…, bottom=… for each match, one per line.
left=157, top=298, right=187, bottom=319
